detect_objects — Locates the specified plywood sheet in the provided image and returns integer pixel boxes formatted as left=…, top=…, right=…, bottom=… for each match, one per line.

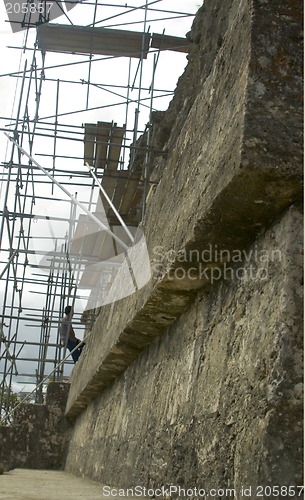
left=37, top=24, right=150, bottom=58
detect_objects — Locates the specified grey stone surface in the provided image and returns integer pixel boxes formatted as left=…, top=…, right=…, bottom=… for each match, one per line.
left=65, top=207, right=303, bottom=493
left=60, top=0, right=303, bottom=493
left=65, top=0, right=302, bottom=418
left=1, top=0, right=302, bottom=493
left=242, top=0, right=302, bottom=175
left=0, top=383, right=71, bottom=472
left=0, top=469, right=145, bottom=499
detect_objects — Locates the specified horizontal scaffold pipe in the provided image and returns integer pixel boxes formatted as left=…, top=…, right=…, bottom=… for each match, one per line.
left=0, top=314, right=75, bottom=324
left=34, top=91, right=170, bottom=121
left=0, top=47, right=174, bottom=79
left=8, top=73, right=174, bottom=94
left=4, top=133, right=129, bottom=251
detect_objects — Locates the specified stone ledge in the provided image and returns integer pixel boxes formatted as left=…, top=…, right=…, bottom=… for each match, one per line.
left=66, top=172, right=301, bottom=420
left=65, top=0, right=302, bottom=419
left=65, top=207, right=303, bottom=488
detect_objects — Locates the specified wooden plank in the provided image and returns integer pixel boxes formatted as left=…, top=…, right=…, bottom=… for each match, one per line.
left=151, top=33, right=191, bottom=53
left=84, top=121, right=142, bottom=223
left=99, top=176, right=117, bottom=210
left=84, top=124, right=96, bottom=166
left=95, top=121, right=111, bottom=169
left=37, top=24, right=150, bottom=59
left=108, top=172, right=141, bottom=216
left=106, top=125, right=126, bottom=170
left=107, top=170, right=128, bottom=217
left=118, top=172, right=142, bottom=216
left=97, top=124, right=126, bottom=211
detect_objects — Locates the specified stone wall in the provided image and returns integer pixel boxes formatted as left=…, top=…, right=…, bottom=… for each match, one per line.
left=0, top=382, right=71, bottom=472
left=65, top=207, right=303, bottom=492
left=65, top=0, right=302, bottom=420
left=63, top=0, right=303, bottom=494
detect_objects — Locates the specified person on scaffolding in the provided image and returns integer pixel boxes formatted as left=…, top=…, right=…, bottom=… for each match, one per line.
left=59, top=305, right=84, bottom=364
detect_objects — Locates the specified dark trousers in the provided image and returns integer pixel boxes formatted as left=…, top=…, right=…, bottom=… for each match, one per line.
left=67, top=339, right=84, bottom=363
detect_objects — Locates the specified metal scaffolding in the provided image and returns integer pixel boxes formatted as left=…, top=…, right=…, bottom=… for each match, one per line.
left=0, top=0, right=196, bottom=419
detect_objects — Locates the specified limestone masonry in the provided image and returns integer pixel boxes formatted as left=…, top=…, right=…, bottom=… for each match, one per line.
left=1, top=0, right=303, bottom=496
left=64, top=0, right=303, bottom=492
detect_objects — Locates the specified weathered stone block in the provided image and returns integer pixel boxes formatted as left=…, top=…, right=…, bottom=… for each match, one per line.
left=65, top=207, right=303, bottom=490
left=65, top=0, right=302, bottom=419
left=0, top=382, right=71, bottom=472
